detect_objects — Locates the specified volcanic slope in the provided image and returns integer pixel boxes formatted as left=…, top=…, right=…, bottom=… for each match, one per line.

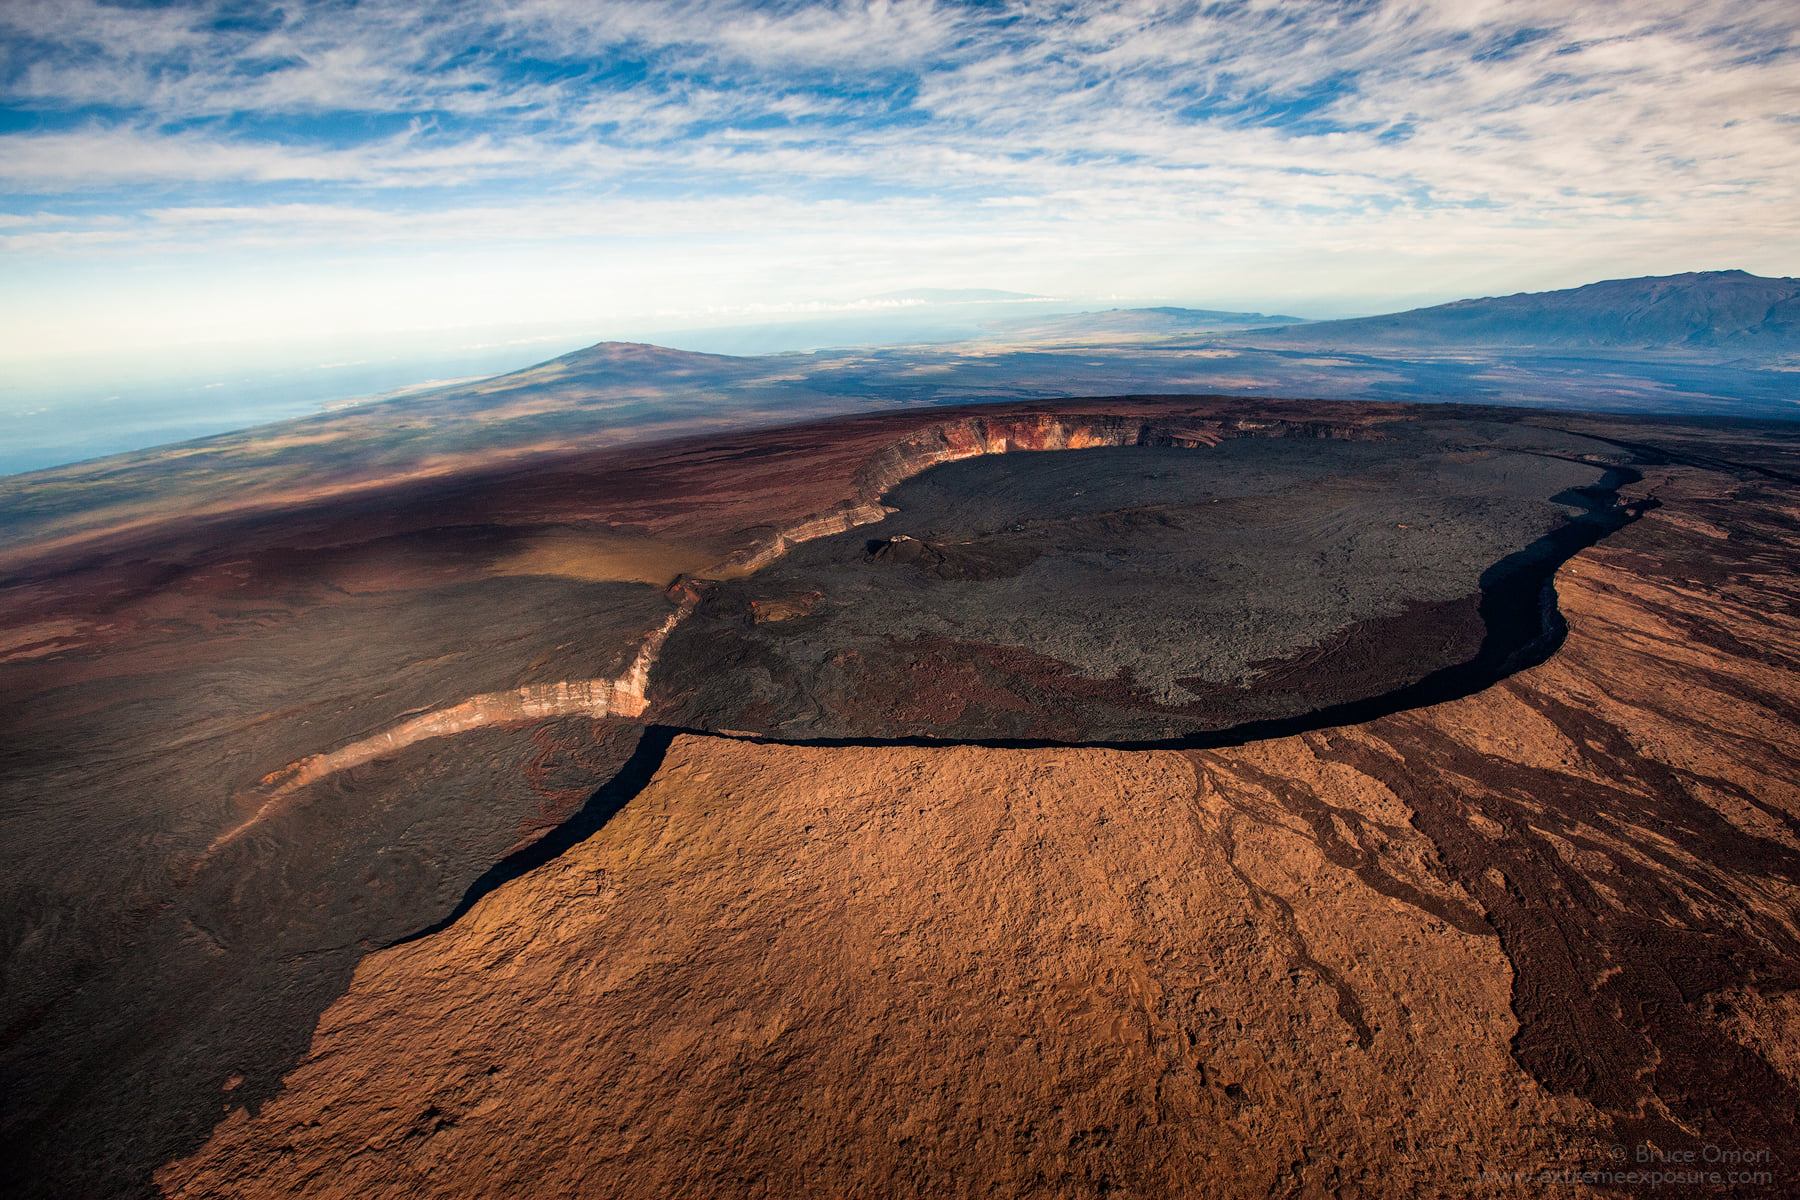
left=2, top=395, right=1798, bottom=1198
left=1251, top=269, right=1800, bottom=350
left=158, top=437, right=1800, bottom=1197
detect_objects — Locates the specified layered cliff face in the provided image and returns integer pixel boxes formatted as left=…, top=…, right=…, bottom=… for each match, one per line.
left=156, top=459, right=1800, bottom=1197
left=848, top=411, right=1391, bottom=502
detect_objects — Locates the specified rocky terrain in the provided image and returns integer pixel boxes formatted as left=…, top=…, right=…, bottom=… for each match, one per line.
left=156, top=445, right=1800, bottom=1197
left=1, top=394, right=1797, bottom=1197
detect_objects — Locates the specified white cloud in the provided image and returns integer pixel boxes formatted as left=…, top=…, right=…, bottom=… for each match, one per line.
left=0, top=0, right=1796, bottom=358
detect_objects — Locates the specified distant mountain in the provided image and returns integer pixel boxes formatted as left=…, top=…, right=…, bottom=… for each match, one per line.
left=1255, top=271, right=1800, bottom=350
left=1138, top=305, right=1311, bottom=325
left=866, top=288, right=1045, bottom=303
left=508, top=339, right=759, bottom=381
left=986, top=306, right=1310, bottom=343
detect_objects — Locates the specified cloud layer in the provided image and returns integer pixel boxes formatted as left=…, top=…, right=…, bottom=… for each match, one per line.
left=3, top=0, right=1797, bottom=352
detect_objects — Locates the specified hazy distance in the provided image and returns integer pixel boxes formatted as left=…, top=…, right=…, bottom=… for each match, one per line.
left=5, top=1, right=1798, bottom=470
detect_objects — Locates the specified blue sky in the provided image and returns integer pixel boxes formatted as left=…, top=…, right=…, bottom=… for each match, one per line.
left=2, top=0, right=1798, bottom=367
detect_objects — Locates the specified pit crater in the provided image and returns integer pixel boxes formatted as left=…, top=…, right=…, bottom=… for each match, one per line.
left=654, top=428, right=1619, bottom=742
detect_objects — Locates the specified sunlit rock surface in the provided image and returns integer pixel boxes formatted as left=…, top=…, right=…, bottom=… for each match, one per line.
left=1, top=395, right=1796, bottom=1197
left=159, top=476, right=1800, bottom=1196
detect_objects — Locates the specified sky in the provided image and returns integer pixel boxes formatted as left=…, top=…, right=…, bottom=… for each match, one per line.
left=3, top=0, right=1798, bottom=375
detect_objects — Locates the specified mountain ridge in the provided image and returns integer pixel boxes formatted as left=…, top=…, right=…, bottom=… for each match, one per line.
left=1251, top=270, right=1800, bottom=350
